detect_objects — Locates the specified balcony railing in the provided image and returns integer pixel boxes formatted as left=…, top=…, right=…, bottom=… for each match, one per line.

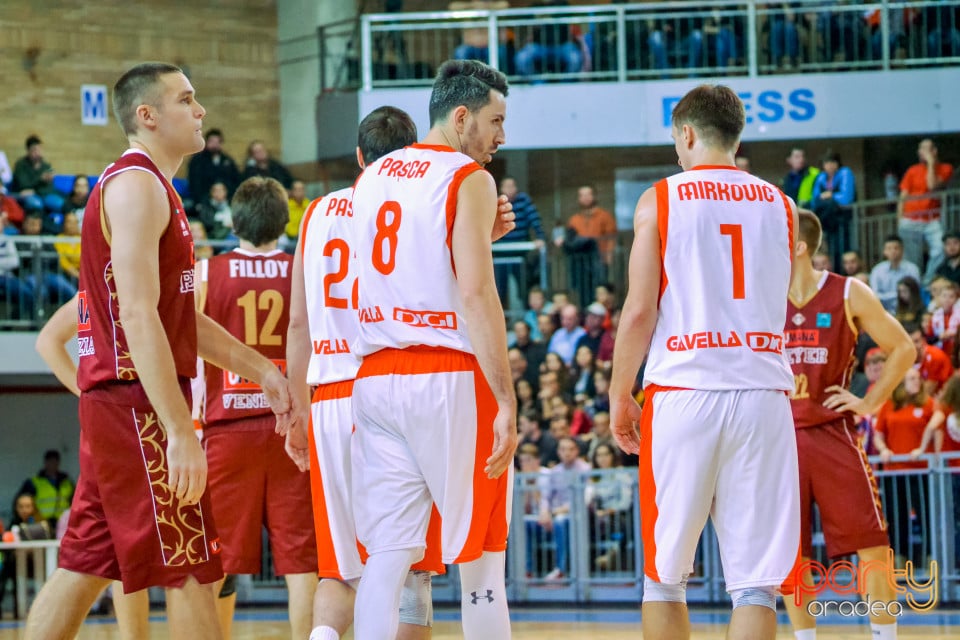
left=317, top=0, right=960, bottom=91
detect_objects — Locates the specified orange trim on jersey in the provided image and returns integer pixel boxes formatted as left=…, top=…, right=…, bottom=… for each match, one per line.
left=639, top=385, right=661, bottom=582
left=778, top=189, right=795, bottom=263
left=308, top=411, right=342, bottom=580
left=445, top=163, right=484, bottom=275
left=356, top=346, right=476, bottom=378
left=410, top=143, right=457, bottom=153
left=654, top=180, right=670, bottom=304
left=299, top=198, right=326, bottom=258
left=311, top=379, right=355, bottom=402
left=690, top=165, right=740, bottom=171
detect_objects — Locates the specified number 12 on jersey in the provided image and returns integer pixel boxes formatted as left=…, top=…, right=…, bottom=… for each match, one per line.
left=719, top=224, right=745, bottom=300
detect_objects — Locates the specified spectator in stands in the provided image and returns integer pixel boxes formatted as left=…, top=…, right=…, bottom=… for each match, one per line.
left=1, top=191, right=25, bottom=233
left=924, top=1, right=960, bottom=58
left=812, top=251, right=832, bottom=273
left=283, top=179, right=309, bottom=251
left=188, top=128, right=241, bottom=200
left=929, top=279, right=960, bottom=357
left=542, top=351, right=573, bottom=393
left=537, top=312, right=557, bottom=346
left=0, top=148, right=12, bottom=190
left=53, top=212, right=81, bottom=289
left=18, top=212, right=75, bottom=308
left=10, top=136, right=64, bottom=217
left=17, top=450, right=74, bottom=528
left=906, top=321, right=953, bottom=396
left=582, top=410, right=614, bottom=460
left=519, top=408, right=558, bottom=467
left=509, top=346, right=538, bottom=391
left=512, top=319, right=546, bottom=376
left=571, top=345, right=597, bottom=400
left=194, top=181, right=234, bottom=242
left=870, top=234, right=921, bottom=313
left=190, top=220, right=214, bottom=261
left=64, top=175, right=90, bottom=227
left=517, top=442, right=550, bottom=577
left=841, top=250, right=864, bottom=277
left=515, top=0, right=584, bottom=79
left=539, top=436, right=590, bottom=580
left=243, top=140, right=294, bottom=189
left=899, top=138, right=954, bottom=283
left=596, top=308, right=618, bottom=369
left=496, top=176, right=545, bottom=301
left=782, top=147, right=819, bottom=208
left=0, top=493, right=45, bottom=615
left=851, top=346, right=886, bottom=398
left=0, top=208, right=34, bottom=319
left=594, top=283, right=616, bottom=330
left=524, top=286, right=548, bottom=340
left=547, top=303, right=586, bottom=366
left=816, top=0, right=861, bottom=63
left=812, top=150, right=856, bottom=268
left=935, top=230, right=960, bottom=285
left=768, top=3, right=802, bottom=69
left=564, top=185, right=616, bottom=264
left=895, top=276, right=925, bottom=324
left=874, top=367, right=940, bottom=566
left=450, top=1, right=512, bottom=72
left=575, top=302, right=607, bottom=356
left=586, top=442, right=633, bottom=572
left=516, top=378, right=537, bottom=415
left=588, top=370, right=611, bottom=416
left=734, top=154, right=751, bottom=173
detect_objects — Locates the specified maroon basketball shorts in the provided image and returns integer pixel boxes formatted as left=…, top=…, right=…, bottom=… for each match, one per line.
left=60, top=380, right=223, bottom=592
left=203, top=414, right=317, bottom=575
left=796, top=420, right=890, bottom=559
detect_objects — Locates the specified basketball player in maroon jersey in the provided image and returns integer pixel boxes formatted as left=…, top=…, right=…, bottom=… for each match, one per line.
left=784, top=210, right=914, bottom=640
left=196, top=176, right=316, bottom=640
left=25, top=63, right=290, bottom=640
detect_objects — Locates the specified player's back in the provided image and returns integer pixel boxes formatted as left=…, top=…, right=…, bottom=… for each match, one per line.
left=300, top=187, right=362, bottom=385
left=645, top=167, right=794, bottom=391
left=351, top=144, right=483, bottom=357
left=200, top=248, right=291, bottom=424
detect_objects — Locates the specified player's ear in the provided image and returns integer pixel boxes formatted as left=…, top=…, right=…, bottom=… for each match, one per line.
left=356, top=147, right=365, bottom=170
left=137, top=104, right=157, bottom=130
left=452, top=105, right=469, bottom=134
left=795, top=239, right=808, bottom=258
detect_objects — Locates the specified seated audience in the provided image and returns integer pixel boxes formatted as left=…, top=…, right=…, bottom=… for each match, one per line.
left=547, top=303, right=586, bottom=366
left=10, top=135, right=64, bottom=216
left=188, top=128, right=242, bottom=200
left=194, top=181, right=234, bottom=242
left=870, top=234, right=921, bottom=313
left=894, top=276, right=925, bottom=324
left=243, top=140, right=293, bottom=189
left=538, top=436, right=591, bottom=580
left=53, top=212, right=81, bottom=288
left=586, top=443, right=634, bottom=571
left=935, top=230, right=960, bottom=285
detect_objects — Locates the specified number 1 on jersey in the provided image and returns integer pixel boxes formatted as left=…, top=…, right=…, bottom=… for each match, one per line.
left=719, top=224, right=745, bottom=300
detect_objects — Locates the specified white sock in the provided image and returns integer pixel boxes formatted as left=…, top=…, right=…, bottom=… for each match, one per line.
left=458, top=551, right=510, bottom=640
left=871, top=622, right=897, bottom=640
left=353, top=548, right=419, bottom=640
left=794, top=629, right=816, bottom=640
left=309, top=626, right=340, bottom=640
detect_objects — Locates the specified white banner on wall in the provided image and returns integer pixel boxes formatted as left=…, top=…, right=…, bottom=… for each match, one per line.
left=358, top=68, right=957, bottom=149
left=81, top=84, right=108, bottom=126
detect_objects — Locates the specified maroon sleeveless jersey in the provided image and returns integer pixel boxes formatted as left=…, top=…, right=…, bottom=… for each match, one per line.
left=201, top=249, right=292, bottom=426
left=77, top=151, right=197, bottom=390
left=785, top=272, right=858, bottom=429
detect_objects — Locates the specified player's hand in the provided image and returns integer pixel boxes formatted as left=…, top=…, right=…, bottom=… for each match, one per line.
left=822, top=386, right=870, bottom=419
left=610, top=395, right=643, bottom=455
left=167, top=430, right=208, bottom=505
left=490, top=195, right=516, bottom=242
left=262, top=366, right=292, bottom=419
left=284, top=420, right=310, bottom=472
left=485, top=406, right=518, bottom=479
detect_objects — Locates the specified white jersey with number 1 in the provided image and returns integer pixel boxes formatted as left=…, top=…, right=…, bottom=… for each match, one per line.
left=644, top=166, right=795, bottom=392
left=351, top=144, right=483, bottom=357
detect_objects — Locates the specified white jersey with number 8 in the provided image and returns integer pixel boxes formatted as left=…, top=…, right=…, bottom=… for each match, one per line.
left=301, top=187, right=362, bottom=385
left=351, top=144, right=483, bottom=357
left=644, top=167, right=795, bottom=392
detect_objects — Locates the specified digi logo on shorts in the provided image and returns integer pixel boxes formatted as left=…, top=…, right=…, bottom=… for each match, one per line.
left=393, top=308, right=458, bottom=330
left=77, top=291, right=91, bottom=331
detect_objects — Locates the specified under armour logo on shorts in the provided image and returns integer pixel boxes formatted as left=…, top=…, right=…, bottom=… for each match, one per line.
left=470, top=590, right=494, bottom=605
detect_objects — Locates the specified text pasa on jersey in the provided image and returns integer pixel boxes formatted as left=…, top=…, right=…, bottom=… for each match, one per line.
left=665, top=330, right=783, bottom=354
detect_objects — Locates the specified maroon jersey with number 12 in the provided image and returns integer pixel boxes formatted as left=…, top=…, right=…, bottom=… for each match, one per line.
left=785, top=272, right=858, bottom=429
left=199, top=249, right=292, bottom=426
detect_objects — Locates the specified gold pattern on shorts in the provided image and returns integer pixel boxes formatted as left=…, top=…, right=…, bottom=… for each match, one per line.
left=105, top=265, right=136, bottom=380
left=138, top=410, right=210, bottom=566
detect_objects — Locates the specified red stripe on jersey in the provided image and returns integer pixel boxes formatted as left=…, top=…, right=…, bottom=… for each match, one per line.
left=299, top=197, right=326, bottom=259
left=411, top=143, right=457, bottom=153
left=655, top=180, right=670, bottom=304
left=778, top=190, right=795, bottom=263
left=445, top=163, right=484, bottom=276
left=639, top=385, right=662, bottom=582
left=357, top=346, right=476, bottom=378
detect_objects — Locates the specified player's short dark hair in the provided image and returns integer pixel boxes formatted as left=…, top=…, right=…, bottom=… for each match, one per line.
left=358, top=106, right=417, bottom=165
left=428, top=59, right=509, bottom=127
left=231, top=177, right=289, bottom=247
left=25, top=135, right=41, bottom=150
left=797, top=209, right=822, bottom=255
left=671, top=84, right=745, bottom=151
left=113, top=62, right=183, bottom=136
left=884, top=233, right=904, bottom=247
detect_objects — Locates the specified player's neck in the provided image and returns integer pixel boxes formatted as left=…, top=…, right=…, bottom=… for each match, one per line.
left=684, top=149, right=735, bottom=170
left=789, top=260, right=823, bottom=304
left=128, top=138, right=183, bottom=181
left=423, top=126, right=461, bottom=153
left=238, top=239, right=278, bottom=254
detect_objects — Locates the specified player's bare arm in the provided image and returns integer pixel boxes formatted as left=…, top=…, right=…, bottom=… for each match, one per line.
left=105, top=169, right=206, bottom=505
left=822, top=278, right=914, bottom=417
left=35, top=293, right=81, bottom=397
left=280, top=212, right=313, bottom=471
left=452, top=170, right=517, bottom=479
left=491, top=193, right=517, bottom=241
left=609, top=188, right=660, bottom=455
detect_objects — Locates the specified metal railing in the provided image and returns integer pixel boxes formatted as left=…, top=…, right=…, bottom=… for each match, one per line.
left=316, top=1, right=960, bottom=90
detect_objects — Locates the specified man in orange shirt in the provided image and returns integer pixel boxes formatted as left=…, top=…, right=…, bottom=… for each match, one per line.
left=905, top=321, right=953, bottom=395
left=564, top=184, right=617, bottom=262
left=556, top=184, right=617, bottom=305
left=899, top=138, right=954, bottom=283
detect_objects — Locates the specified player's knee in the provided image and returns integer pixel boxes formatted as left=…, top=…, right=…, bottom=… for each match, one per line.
left=219, top=574, right=238, bottom=598
left=398, top=570, right=433, bottom=627
left=642, top=575, right=687, bottom=603
left=729, top=586, right=777, bottom=611
left=320, top=576, right=360, bottom=592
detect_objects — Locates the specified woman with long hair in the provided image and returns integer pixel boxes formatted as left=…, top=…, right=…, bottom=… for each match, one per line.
left=585, top=443, right=634, bottom=572
left=894, top=276, right=925, bottom=324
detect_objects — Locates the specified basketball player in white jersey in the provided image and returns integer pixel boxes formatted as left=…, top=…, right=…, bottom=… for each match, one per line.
left=347, top=59, right=517, bottom=640
left=283, top=106, right=442, bottom=640
left=610, top=84, right=801, bottom=640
